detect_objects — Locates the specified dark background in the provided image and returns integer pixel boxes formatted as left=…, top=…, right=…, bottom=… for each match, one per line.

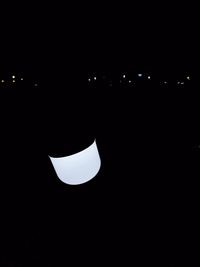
left=0, top=3, right=199, bottom=266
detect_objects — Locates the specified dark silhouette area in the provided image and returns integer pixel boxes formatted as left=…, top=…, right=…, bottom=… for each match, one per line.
left=0, top=67, right=199, bottom=266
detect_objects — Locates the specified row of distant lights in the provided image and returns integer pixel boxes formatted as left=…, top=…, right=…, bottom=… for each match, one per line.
left=88, top=73, right=191, bottom=85
left=1, top=75, right=38, bottom=86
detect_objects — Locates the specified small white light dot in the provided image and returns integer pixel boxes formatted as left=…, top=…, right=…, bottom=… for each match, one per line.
left=186, top=76, right=190, bottom=80
left=177, top=81, right=180, bottom=85
left=1, top=79, right=5, bottom=83
left=181, top=82, right=184, bottom=85
left=138, top=73, right=142, bottom=77
left=164, top=81, right=167, bottom=84
left=128, top=80, right=132, bottom=83
left=88, top=78, right=91, bottom=82
left=12, top=75, right=15, bottom=79
left=12, top=80, right=16, bottom=83
left=123, top=74, right=126, bottom=78
left=148, top=76, right=151, bottom=79
left=94, top=76, right=97, bottom=80
left=20, top=78, right=24, bottom=81
left=34, top=83, right=38, bottom=87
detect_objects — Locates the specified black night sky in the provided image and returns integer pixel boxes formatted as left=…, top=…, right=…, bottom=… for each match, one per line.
left=0, top=4, right=199, bottom=266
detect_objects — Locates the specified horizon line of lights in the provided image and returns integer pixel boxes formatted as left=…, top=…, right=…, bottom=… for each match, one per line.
left=0, top=72, right=192, bottom=88
left=88, top=73, right=191, bottom=85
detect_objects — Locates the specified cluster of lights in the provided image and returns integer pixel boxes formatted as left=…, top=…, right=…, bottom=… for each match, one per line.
left=1, top=74, right=23, bottom=84
left=0, top=74, right=39, bottom=87
left=88, top=72, right=191, bottom=87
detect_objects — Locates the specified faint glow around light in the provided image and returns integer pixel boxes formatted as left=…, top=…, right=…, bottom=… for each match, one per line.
left=164, top=81, right=167, bottom=84
left=21, top=78, right=24, bottom=81
left=12, top=80, right=16, bottom=83
left=181, top=82, right=184, bottom=85
left=186, top=76, right=190, bottom=80
left=177, top=81, right=180, bottom=84
left=88, top=78, right=91, bottom=82
left=128, top=80, right=132, bottom=83
left=1, top=79, right=5, bottom=83
left=49, top=140, right=101, bottom=185
left=12, top=75, right=15, bottom=79
left=138, top=73, right=142, bottom=77
left=34, top=83, right=38, bottom=87
left=148, top=76, right=151, bottom=79
left=123, top=74, right=126, bottom=78
left=94, top=76, right=97, bottom=80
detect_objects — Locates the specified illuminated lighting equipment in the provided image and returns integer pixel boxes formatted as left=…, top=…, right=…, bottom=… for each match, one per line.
left=186, top=76, right=190, bottom=80
left=49, top=140, right=101, bottom=185
left=12, top=75, right=15, bottom=79
left=123, top=74, right=126, bottom=78
left=12, top=80, right=16, bottom=83
left=138, top=73, right=142, bottom=77
left=94, top=76, right=97, bottom=80
left=21, top=78, right=24, bottom=81
left=148, top=76, right=151, bottom=79
left=1, top=79, right=5, bottom=83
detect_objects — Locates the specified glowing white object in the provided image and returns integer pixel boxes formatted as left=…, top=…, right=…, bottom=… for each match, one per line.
left=49, top=140, right=101, bottom=185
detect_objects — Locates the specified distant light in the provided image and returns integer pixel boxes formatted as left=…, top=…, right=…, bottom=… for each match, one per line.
left=120, top=80, right=122, bottom=83
left=94, top=76, right=97, bottom=80
left=128, top=80, right=132, bottom=83
left=138, top=73, right=142, bottom=77
left=164, top=81, right=167, bottom=84
left=1, top=79, right=5, bottom=83
left=20, top=78, right=24, bottom=81
left=181, top=82, right=184, bottom=85
left=12, top=80, right=16, bottom=83
left=88, top=78, right=91, bottom=82
left=186, top=76, right=190, bottom=80
left=12, top=75, right=15, bottom=79
left=123, top=74, right=126, bottom=78
left=177, top=81, right=180, bottom=85
left=34, top=83, right=38, bottom=87
left=148, top=76, right=151, bottom=79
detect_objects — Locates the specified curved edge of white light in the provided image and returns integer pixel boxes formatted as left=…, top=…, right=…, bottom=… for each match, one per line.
left=49, top=140, right=101, bottom=185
